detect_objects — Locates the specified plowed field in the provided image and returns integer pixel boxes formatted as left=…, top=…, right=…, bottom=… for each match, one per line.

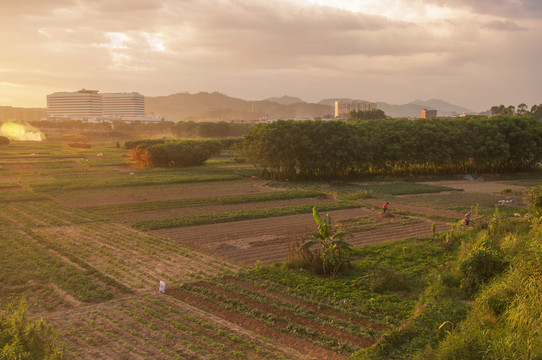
left=154, top=208, right=452, bottom=266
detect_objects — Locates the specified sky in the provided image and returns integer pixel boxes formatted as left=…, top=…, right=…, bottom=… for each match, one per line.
left=0, top=0, right=541, bottom=111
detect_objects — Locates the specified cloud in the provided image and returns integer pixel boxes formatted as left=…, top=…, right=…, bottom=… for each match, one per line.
left=483, top=20, right=525, bottom=31
left=0, top=0, right=541, bottom=110
left=420, top=0, right=542, bottom=19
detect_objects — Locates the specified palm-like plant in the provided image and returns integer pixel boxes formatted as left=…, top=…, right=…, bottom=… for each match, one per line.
left=300, top=207, right=353, bottom=275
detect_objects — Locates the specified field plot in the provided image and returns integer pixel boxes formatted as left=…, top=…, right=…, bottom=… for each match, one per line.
left=46, top=293, right=309, bottom=360
left=49, top=179, right=276, bottom=207
left=101, top=197, right=332, bottom=223
left=33, top=223, right=240, bottom=291
left=154, top=208, right=450, bottom=266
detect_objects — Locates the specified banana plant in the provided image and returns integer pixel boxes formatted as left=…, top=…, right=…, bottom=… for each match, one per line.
left=300, top=207, right=353, bottom=275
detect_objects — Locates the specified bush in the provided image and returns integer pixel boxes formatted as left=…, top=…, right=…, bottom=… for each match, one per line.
left=356, top=266, right=412, bottom=293
left=459, top=237, right=509, bottom=296
left=130, top=139, right=222, bottom=168
left=0, top=135, right=9, bottom=145
left=0, top=302, right=64, bottom=359
left=527, top=185, right=542, bottom=217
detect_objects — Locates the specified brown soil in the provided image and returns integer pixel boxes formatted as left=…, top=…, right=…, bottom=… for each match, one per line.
left=226, top=277, right=390, bottom=332
left=196, top=281, right=375, bottom=348
left=167, top=288, right=344, bottom=359
left=153, top=208, right=450, bottom=266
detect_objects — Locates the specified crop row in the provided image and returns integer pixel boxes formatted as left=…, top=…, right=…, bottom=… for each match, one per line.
left=24, top=166, right=243, bottom=191
left=0, top=227, right=114, bottom=307
left=173, top=277, right=383, bottom=357
left=0, top=200, right=104, bottom=228
left=0, top=189, right=47, bottom=202
left=52, top=295, right=296, bottom=359
left=83, top=189, right=324, bottom=215
left=33, top=222, right=240, bottom=291
left=241, top=268, right=412, bottom=326
left=133, top=200, right=360, bottom=231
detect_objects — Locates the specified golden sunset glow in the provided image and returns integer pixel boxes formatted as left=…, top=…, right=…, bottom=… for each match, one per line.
left=0, top=1, right=541, bottom=111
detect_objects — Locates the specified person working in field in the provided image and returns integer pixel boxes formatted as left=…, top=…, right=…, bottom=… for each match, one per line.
left=463, top=211, right=471, bottom=227
left=382, top=202, right=389, bottom=216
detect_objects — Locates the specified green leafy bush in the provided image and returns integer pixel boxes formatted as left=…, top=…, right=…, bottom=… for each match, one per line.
left=527, top=185, right=542, bottom=217
left=459, top=237, right=509, bottom=296
left=0, top=302, right=64, bottom=360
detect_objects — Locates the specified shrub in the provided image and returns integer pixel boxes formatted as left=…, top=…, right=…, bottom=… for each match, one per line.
left=0, top=302, right=64, bottom=360
left=459, top=237, right=509, bottom=296
left=527, top=185, right=542, bottom=217
left=0, top=135, right=9, bottom=145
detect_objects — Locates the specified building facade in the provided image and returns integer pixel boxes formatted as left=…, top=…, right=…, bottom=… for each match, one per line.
left=335, top=100, right=377, bottom=118
left=101, top=92, right=145, bottom=117
left=421, top=109, right=437, bottom=119
left=46, top=89, right=148, bottom=121
left=46, top=89, right=102, bottom=119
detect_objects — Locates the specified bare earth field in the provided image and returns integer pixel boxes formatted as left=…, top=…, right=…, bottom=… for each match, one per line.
left=153, top=208, right=452, bottom=266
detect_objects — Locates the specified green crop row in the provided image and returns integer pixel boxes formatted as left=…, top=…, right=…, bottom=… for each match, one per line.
left=24, top=166, right=243, bottom=191
left=84, top=189, right=324, bottom=214
left=0, top=227, right=115, bottom=304
left=179, top=282, right=359, bottom=355
left=132, top=200, right=360, bottom=231
left=209, top=278, right=379, bottom=341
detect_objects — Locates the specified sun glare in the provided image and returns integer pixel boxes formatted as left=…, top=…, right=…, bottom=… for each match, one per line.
left=1, top=122, right=44, bottom=141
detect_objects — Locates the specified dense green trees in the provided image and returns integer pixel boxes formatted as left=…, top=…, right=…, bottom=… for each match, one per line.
left=347, top=109, right=387, bottom=121
left=491, top=103, right=542, bottom=121
left=241, top=116, right=542, bottom=180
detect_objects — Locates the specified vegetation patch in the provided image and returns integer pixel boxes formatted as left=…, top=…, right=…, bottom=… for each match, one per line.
left=132, top=200, right=359, bottom=231
left=84, top=189, right=323, bottom=215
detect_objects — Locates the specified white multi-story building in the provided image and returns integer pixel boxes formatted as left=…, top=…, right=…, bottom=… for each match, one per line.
left=46, top=89, right=155, bottom=122
left=46, top=89, right=102, bottom=119
left=101, top=92, right=145, bottom=117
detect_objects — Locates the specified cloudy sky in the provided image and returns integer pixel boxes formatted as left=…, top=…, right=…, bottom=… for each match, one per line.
left=1, top=0, right=541, bottom=111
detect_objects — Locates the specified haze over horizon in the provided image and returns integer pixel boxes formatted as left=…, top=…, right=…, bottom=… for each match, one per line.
left=1, top=0, right=541, bottom=111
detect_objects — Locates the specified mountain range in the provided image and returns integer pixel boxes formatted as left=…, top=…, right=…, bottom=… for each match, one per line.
left=143, top=92, right=477, bottom=122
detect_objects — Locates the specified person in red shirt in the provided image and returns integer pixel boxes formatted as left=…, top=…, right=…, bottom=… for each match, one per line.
left=382, top=202, right=389, bottom=215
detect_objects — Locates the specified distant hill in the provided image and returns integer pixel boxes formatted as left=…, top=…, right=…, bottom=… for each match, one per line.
left=409, top=99, right=475, bottom=116
left=145, top=92, right=333, bottom=122
left=317, top=98, right=476, bottom=118
left=264, top=95, right=305, bottom=105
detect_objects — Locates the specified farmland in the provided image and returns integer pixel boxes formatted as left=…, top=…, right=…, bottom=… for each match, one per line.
left=1, top=139, right=539, bottom=359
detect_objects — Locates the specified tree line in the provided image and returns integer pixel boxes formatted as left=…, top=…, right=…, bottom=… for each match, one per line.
left=490, top=103, right=542, bottom=121
left=241, top=116, right=542, bottom=180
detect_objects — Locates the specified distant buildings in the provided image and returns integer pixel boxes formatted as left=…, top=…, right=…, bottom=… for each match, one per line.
left=46, top=89, right=167, bottom=122
left=421, top=109, right=437, bottom=119
left=47, top=89, right=102, bottom=119
left=334, top=100, right=377, bottom=118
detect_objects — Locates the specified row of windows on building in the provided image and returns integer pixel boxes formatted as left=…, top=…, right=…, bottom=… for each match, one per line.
left=46, top=89, right=146, bottom=120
